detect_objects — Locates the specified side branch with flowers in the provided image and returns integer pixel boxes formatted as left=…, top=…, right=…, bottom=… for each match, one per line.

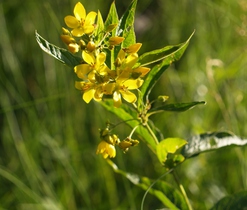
left=36, top=1, right=247, bottom=209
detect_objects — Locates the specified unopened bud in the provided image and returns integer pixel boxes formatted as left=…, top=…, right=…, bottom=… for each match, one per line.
left=118, top=138, right=139, bottom=152
left=68, top=43, right=80, bottom=53
left=61, top=35, right=75, bottom=45
left=61, top=27, right=70, bottom=35
left=106, top=24, right=118, bottom=32
left=124, top=43, right=142, bottom=54
left=86, top=41, right=96, bottom=52
left=158, top=95, right=169, bottom=102
left=109, top=36, right=125, bottom=46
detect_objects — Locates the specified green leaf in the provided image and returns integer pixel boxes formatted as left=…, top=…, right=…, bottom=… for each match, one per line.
left=107, top=159, right=188, bottom=210
left=210, top=191, right=247, bottom=210
left=100, top=100, right=157, bottom=152
left=182, top=131, right=247, bottom=158
left=104, top=2, right=119, bottom=69
left=150, top=101, right=206, bottom=113
left=139, top=31, right=194, bottom=106
left=104, top=1, right=119, bottom=36
left=117, top=0, right=137, bottom=47
left=95, top=10, right=105, bottom=42
left=157, top=138, right=187, bottom=167
left=35, top=31, right=82, bottom=67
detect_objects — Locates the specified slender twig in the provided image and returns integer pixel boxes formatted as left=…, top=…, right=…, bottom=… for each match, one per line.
left=172, top=171, right=193, bottom=210
left=141, top=169, right=174, bottom=210
left=145, top=122, right=159, bottom=145
left=129, top=125, right=139, bottom=138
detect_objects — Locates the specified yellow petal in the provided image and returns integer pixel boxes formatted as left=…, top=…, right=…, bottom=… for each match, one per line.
left=117, top=49, right=126, bottom=61
left=132, top=67, right=150, bottom=77
left=113, top=91, right=122, bottom=107
left=123, top=79, right=143, bottom=89
left=109, top=36, right=125, bottom=46
left=74, top=64, right=90, bottom=79
left=125, top=53, right=138, bottom=68
left=94, top=87, right=103, bottom=101
left=98, top=65, right=111, bottom=78
left=83, top=89, right=95, bottom=103
left=102, top=152, right=109, bottom=159
left=106, top=144, right=116, bottom=158
left=74, top=2, right=86, bottom=20
left=64, top=16, right=79, bottom=28
left=84, top=11, right=97, bottom=25
left=104, top=83, right=115, bottom=95
left=82, top=51, right=95, bottom=65
left=71, top=28, right=85, bottom=37
left=120, top=90, right=137, bottom=103
left=75, top=81, right=84, bottom=90
left=96, top=141, right=107, bottom=153
left=96, top=141, right=116, bottom=158
left=88, top=70, right=96, bottom=82
left=83, top=26, right=95, bottom=35
left=125, top=43, right=142, bottom=54
left=96, top=52, right=106, bottom=66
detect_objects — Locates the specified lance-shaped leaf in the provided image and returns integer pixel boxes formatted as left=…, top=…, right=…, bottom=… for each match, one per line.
left=149, top=101, right=205, bottom=113
left=182, top=131, right=247, bottom=158
left=104, top=2, right=119, bottom=69
left=117, top=0, right=137, bottom=47
left=138, top=31, right=194, bottom=107
left=35, top=31, right=82, bottom=67
left=107, top=159, right=189, bottom=210
left=95, top=10, right=105, bottom=42
left=100, top=100, right=157, bottom=152
left=210, top=191, right=247, bottom=210
left=104, top=1, right=119, bottom=36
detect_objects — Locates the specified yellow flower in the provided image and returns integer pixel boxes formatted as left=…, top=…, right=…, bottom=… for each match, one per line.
left=74, top=52, right=112, bottom=103
left=104, top=77, right=143, bottom=107
left=75, top=81, right=104, bottom=103
left=75, top=51, right=111, bottom=82
left=64, top=2, right=97, bottom=37
left=115, top=48, right=150, bottom=79
left=96, top=141, right=116, bottom=159
left=102, top=46, right=149, bottom=107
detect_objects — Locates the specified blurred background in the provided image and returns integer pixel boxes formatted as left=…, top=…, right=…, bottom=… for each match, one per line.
left=0, top=0, right=247, bottom=209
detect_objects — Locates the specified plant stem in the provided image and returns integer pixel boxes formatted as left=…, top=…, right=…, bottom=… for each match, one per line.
left=145, top=122, right=159, bottom=145
left=172, top=171, right=193, bottom=210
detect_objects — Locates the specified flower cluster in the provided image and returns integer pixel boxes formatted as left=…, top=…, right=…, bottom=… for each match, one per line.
left=96, top=125, right=139, bottom=159
left=61, top=2, right=150, bottom=108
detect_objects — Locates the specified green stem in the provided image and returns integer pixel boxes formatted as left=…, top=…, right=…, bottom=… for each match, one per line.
left=172, top=171, right=193, bottom=210
left=145, top=122, right=159, bottom=145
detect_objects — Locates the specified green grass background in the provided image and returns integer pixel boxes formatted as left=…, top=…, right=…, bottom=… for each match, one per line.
left=0, top=0, right=247, bottom=209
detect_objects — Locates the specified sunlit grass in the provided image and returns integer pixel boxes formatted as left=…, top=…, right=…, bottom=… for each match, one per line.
left=0, top=0, right=246, bottom=209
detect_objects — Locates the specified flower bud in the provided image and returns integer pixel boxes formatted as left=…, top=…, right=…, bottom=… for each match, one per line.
left=106, top=24, right=118, bottom=32
left=86, top=41, right=96, bottom=52
left=124, top=43, right=142, bottom=54
left=61, top=35, right=75, bottom=45
left=100, top=128, right=110, bottom=137
left=68, top=43, right=80, bottom=53
left=118, top=137, right=139, bottom=152
left=109, top=36, right=125, bottom=46
left=61, top=27, right=70, bottom=35
left=158, top=95, right=169, bottom=102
